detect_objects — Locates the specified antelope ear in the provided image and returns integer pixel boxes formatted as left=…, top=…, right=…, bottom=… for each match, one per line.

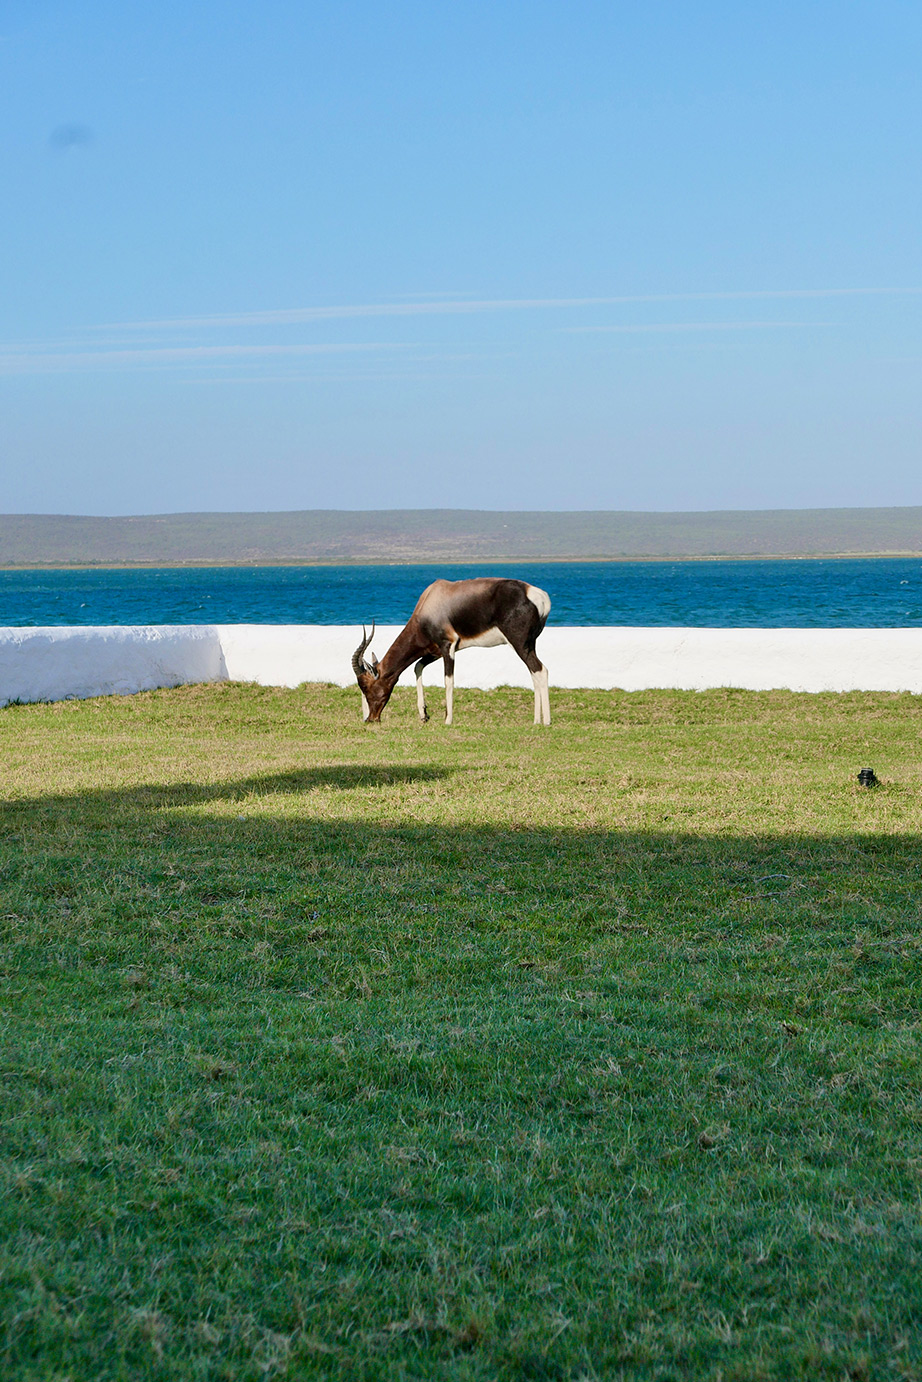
left=371, top=653, right=380, bottom=674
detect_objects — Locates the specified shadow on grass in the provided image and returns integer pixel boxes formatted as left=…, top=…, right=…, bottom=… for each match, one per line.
left=2, top=767, right=920, bottom=980
left=3, top=762, right=455, bottom=815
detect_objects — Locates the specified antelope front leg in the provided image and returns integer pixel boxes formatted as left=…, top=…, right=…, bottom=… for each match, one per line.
left=414, top=658, right=430, bottom=722
left=443, top=650, right=456, bottom=725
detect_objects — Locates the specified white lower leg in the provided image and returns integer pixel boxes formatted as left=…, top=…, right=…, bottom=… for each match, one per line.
left=416, top=674, right=428, bottom=721
left=531, top=666, right=550, bottom=726
left=444, top=644, right=458, bottom=726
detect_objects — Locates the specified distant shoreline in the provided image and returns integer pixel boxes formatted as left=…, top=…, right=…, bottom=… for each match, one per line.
left=3, top=551, right=922, bottom=572
left=3, top=508, right=920, bottom=567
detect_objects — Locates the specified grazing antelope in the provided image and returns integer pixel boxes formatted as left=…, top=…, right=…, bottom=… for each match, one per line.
left=352, top=577, right=551, bottom=726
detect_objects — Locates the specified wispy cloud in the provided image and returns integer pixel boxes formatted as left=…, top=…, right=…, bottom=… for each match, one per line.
left=105, top=287, right=915, bottom=332
left=563, top=320, right=826, bottom=334
left=0, top=341, right=407, bottom=376
left=4, top=286, right=909, bottom=377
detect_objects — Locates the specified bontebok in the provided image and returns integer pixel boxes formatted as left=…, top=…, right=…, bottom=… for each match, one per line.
left=352, top=577, right=551, bottom=725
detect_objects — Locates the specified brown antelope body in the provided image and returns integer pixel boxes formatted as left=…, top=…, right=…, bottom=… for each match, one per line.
left=352, top=577, right=551, bottom=725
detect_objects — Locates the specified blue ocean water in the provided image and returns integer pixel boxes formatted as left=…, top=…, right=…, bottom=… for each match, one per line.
left=1, top=560, right=921, bottom=628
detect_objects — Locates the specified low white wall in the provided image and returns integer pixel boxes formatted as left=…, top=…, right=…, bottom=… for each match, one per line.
left=2, top=624, right=922, bottom=706
left=541, top=627, right=922, bottom=694
left=0, top=624, right=225, bottom=706
left=216, top=624, right=922, bottom=693
left=217, top=624, right=372, bottom=688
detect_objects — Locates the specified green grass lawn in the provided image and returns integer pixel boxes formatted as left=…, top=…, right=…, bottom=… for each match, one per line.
left=2, top=682, right=922, bottom=1381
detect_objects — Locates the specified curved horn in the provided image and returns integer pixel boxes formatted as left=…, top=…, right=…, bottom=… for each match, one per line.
left=351, top=622, right=377, bottom=677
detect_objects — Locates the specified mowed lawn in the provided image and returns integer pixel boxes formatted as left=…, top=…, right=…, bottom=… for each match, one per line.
left=2, top=681, right=922, bottom=1381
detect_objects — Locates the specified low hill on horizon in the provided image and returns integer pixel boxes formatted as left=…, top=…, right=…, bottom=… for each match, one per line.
left=1, top=507, right=921, bottom=566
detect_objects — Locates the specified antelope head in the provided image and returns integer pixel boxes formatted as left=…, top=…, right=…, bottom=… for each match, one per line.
left=352, top=623, right=387, bottom=721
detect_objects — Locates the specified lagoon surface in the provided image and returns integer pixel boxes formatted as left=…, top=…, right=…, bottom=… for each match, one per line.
left=2, top=559, right=922, bottom=628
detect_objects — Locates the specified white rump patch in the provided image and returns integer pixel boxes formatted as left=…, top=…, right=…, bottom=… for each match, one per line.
left=526, top=585, right=551, bottom=620
left=457, top=627, right=508, bottom=651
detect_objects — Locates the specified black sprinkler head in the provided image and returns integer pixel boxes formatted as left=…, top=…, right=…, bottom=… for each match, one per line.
left=857, top=768, right=879, bottom=788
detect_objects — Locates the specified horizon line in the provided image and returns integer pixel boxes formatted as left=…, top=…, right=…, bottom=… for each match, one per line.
left=3, top=502, right=922, bottom=520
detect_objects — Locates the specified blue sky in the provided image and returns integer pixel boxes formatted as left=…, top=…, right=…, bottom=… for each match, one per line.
left=2, top=0, right=921, bottom=515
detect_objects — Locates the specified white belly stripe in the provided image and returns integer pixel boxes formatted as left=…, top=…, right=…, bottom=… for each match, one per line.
left=457, top=627, right=508, bottom=650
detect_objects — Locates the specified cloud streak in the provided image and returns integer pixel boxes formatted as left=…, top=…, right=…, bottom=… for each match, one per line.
left=0, top=341, right=407, bottom=376
left=2, top=287, right=906, bottom=376
left=563, top=320, right=826, bottom=334
left=106, top=287, right=916, bottom=332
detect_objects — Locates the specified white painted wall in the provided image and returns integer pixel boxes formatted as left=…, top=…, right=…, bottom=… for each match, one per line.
left=216, top=624, right=922, bottom=693
left=2, top=623, right=922, bottom=706
left=0, top=625, right=225, bottom=707
left=539, top=626, right=922, bottom=694
left=217, top=624, right=374, bottom=688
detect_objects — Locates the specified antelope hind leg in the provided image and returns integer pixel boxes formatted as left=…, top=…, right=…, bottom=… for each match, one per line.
left=531, top=666, right=550, bottom=726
